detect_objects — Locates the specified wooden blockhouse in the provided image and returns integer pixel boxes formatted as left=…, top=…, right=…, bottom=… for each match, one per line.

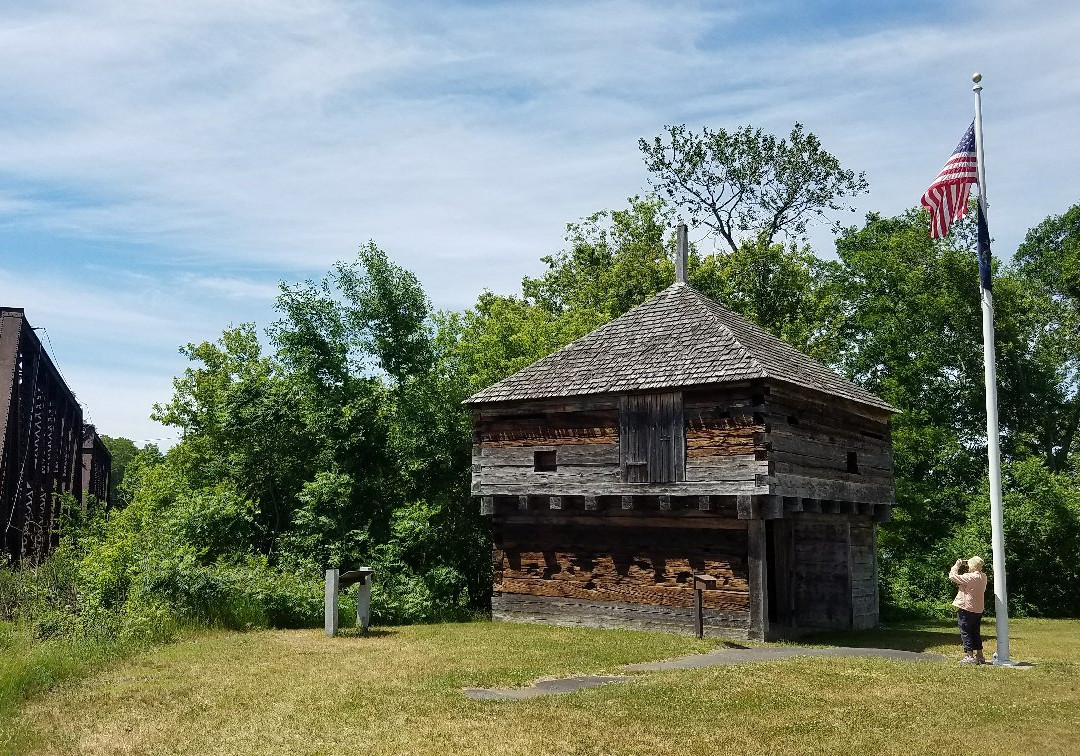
left=467, top=261, right=896, bottom=640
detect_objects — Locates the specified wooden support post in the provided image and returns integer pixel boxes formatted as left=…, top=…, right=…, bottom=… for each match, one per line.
left=659, top=494, right=672, bottom=511
left=761, top=495, right=784, bottom=520
left=846, top=520, right=855, bottom=629
left=747, top=520, right=769, bottom=641
left=621, top=495, right=634, bottom=510
left=871, top=520, right=880, bottom=626
left=480, top=496, right=494, bottom=516
left=549, top=496, right=563, bottom=510
left=783, top=496, right=802, bottom=513
left=324, top=569, right=340, bottom=637
left=698, top=495, right=712, bottom=511
left=517, top=495, right=529, bottom=511
left=694, top=584, right=703, bottom=638
left=737, top=494, right=758, bottom=520
left=584, top=495, right=599, bottom=512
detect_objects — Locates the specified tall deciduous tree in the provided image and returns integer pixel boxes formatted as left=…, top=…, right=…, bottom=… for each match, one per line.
left=148, top=243, right=488, bottom=621
left=691, top=240, right=842, bottom=364
left=522, top=195, right=678, bottom=321
left=1011, top=203, right=1080, bottom=472
left=640, top=123, right=867, bottom=252
left=100, top=435, right=138, bottom=506
left=833, top=212, right=1001, bottom=564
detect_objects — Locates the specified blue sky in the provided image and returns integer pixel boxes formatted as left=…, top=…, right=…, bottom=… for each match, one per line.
left=2, top=0, right=1078, bottom=445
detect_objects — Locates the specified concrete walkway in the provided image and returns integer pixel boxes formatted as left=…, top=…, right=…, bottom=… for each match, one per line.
left=463, top=645, right=943, bottom=701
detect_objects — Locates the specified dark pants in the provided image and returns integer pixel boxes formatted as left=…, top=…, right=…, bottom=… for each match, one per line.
left=958, top=609, right=983, bottom=652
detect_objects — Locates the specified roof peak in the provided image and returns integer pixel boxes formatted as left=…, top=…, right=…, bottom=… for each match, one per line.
left=467, top=284, right=894, bottom=413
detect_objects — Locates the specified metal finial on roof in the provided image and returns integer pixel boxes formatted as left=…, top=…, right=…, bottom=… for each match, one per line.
left=676, top=223, right=688, bottom=284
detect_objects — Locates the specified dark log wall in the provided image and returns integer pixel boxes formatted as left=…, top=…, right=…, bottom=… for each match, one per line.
left=471, top=381, right=892, bottom=636
left=766, top=513, right=879, bottom=634
left=765, top=384, right=894, bottom=507
left=850, top=518, right=879, bottom=630
left=471, top=383, right=893, bottom=507
left=683, top=385, right=767, bottom=494
left=491, top=512, right=750, bottom=636
left=790, top=517, right=852, bottom=630
left=472, top=396, right=621, bottom=496
left=472, top=385, right=770, bottom=498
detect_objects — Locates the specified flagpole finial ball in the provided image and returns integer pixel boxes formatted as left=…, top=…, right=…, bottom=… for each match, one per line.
left=972, top=72, right=982, bottom=83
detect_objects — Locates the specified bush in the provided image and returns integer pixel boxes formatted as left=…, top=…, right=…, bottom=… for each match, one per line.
left=945, top=459, right=1080, bottom=617
left=128, top=557, right=325, bottom=630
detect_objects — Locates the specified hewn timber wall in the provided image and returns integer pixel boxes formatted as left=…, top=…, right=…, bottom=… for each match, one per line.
left=763, top=383, right=894, bottom=507
left=849, top=518, right=878, bottom=630
left=767, top=513, right=878, bottom=634
left=790, top=517, right=851, bottom=630
left=472, top=396, right=621, bottom=495
left=683, top=384, right=767, bottom=489
left=491, top=513, right=750, bottom=636
left=472, top=386, right=770, bottom=497
left=471, top=381, right=893, bottom=636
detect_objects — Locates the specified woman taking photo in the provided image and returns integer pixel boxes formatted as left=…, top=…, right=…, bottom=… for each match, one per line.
left=949, top=556, right=988, bottom=664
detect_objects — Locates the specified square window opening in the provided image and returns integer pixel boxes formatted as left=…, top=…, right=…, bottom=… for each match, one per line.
left=847, top=452, right=859, bottom=474
left=534, top=450, right=558, bottom=472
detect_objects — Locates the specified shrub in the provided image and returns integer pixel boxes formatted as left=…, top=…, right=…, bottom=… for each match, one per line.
left=945, top=459, right=1080, bottom=617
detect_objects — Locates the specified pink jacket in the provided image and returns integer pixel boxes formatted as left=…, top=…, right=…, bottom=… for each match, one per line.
left=949, top=564, right=987, bottom=613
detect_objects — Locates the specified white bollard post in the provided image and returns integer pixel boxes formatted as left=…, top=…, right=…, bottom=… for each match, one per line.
left=325, top=569, right=340, bottom=637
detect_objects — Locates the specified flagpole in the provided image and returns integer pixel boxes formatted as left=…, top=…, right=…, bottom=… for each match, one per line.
left=972, top=72, right=1012, bottom=665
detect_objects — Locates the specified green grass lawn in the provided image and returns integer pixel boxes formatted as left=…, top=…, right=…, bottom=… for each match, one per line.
left=6, top=618, right=1080, bottom=755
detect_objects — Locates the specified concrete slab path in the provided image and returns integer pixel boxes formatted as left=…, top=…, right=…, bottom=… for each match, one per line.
left=463, top=645, right=944, bottom=701
left=622, top=645, right=942, bottom=671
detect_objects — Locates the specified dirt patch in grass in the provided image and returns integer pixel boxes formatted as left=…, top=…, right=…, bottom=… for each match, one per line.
left=11, top=619, right=1080, bottom=755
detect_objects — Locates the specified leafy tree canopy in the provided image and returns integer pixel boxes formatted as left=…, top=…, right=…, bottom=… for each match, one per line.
left=640, top=123, right=867, bottom=252
left=1011, top=203, right=1080, bottom=471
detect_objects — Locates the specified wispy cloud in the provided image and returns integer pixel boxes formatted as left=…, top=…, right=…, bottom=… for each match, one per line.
left=185, top=275, right=282, bottom=301
left=2, top=0, right=1079, bottom=439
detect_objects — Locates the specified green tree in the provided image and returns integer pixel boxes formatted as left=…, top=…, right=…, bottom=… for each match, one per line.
left=522, top=195, right=678, bottom=321
left=1011, top=203, right=1080, bottom=471
left=831, top=211, right=1019, bottom=551
left=152, top=324, right=311, bottom=554
left=691, top=240, right=843, bottom=363
left=145, top=244, right=487, bottom=622
left=100, top=435, right=138, bottom=506
left=831, top=208, right=1080, bottom=617
left=945, top=459, right=1080, bottom=617
left=640, top=123, right=867, bottom=252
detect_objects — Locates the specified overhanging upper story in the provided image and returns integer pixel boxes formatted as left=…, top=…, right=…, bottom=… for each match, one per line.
left=466, top=283, right=896, bottom=519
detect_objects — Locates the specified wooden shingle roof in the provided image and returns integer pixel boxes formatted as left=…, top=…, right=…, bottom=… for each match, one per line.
left=466, top=283, right=895, bottom=412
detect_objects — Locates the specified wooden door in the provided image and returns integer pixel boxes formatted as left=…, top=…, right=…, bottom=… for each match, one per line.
left=620, top=392, right=684, bottom=483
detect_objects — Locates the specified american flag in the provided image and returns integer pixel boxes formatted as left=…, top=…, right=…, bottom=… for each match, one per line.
left=921, top=122, right=978, bottom=238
